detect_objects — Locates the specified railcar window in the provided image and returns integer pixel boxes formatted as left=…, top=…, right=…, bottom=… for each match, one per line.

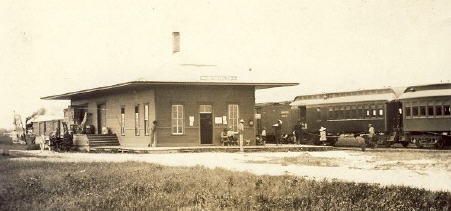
left=435, top=106, right=442, bottom=116
left=419, top=106, right=426, bottom=116
left=427, top=106, right=434, bottom=117
left=412, top=106, right=419, bottom=116
left=405, top=107, right=411, bottom=117
left=344, top=108, right=350, bottom=119
left=350, top=106, right=356, bottom=118
left=444, top=105, right=451, bottom=116
left=338, top=109, right=344, bottom=119
left=366, top=110, right=370, bottom=118
left=378, top=109, right=384, bottom=116
left=372, top=109, right=377, bottom=117
left=359, top=109, right=365, bottom=118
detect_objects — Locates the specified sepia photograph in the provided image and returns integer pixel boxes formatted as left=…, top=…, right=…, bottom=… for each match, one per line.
left=1, top=0, right=450, bottom=210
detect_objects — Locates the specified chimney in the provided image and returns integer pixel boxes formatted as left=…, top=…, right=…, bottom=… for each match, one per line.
left=172, top=32, right=180, bottom=53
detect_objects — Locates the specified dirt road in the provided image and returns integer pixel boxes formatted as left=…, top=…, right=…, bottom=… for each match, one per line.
left=11, top=149, right=451, bottom=192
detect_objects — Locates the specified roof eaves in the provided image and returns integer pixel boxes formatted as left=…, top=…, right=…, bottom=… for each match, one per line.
left=41, top=81, right=299, bottom=100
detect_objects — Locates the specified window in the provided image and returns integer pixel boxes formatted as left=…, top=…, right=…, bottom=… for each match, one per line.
left=344, top=106, right=350, bottom=119
left=371, top=105, right=377, bottom=117
left=350, top=106, right=357, bottom=119
left=144, top=104, right=149, bottom=136
left=436, top=106, right=442, bottom=116
left=358, top=106, right=364, bottom=118
left=419, top=106, right=426, bottom=116
left=120, top=107, right=125, bottom=136
left=172, top=32, right=180, bottom=53
left=427, top=106, right=434, bottom=117
left=171, top=105, right=184, bottom=134
left=328, top=107, right=335, bottom=119
left=135, top=105, right=140, bottom=136
left=200, top=105, right=212, bottom=113
left=412, top=106, right=419, bottom=116
left=445, top=105, right=451, bottom=116
left=228, top=104, right=239, bottom=131
left=405, top=106, right=411, bottom=117
left=378, top=109, right=384, bottom=116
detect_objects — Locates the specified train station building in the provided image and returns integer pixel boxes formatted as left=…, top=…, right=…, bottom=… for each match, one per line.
left=41, top=72, right=297, bottom=147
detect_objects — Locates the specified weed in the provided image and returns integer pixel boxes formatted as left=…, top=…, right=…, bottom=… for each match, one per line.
left=0, top=160, right=449, bottom=210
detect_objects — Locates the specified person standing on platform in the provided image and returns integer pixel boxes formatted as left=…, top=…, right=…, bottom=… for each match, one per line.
left=238, top=119, right=245, bottom=152
left=261, top=127, right=267, bottom=145
left=147, top=120, right=158, bottom=147
left=368, top=123, right=376, bottom=148
left=319, top=126, right=327, bottom=145
left=273, top=120, right=282, bottom=145
left=293, top=120, right=303, bottom=145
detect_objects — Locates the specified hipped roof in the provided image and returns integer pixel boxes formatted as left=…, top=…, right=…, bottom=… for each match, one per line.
left=42, top=81, right=298, bottom=100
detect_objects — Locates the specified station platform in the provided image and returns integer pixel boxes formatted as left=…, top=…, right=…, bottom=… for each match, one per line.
left=89, top=144, right=333, bottom=154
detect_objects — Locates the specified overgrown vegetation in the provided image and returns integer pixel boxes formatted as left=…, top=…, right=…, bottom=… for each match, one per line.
left=0, top=159, right=449, bottom=210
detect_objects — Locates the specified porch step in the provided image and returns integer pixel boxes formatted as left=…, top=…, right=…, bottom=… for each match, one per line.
left=86, top=134, right=120, bottom=147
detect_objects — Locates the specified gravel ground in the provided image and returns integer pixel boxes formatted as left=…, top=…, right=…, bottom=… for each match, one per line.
left=9, top=149, right=451, bottom=192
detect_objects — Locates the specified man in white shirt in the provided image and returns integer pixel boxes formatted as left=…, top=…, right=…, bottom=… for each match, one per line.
left=238, top=119, right=245, bottom=152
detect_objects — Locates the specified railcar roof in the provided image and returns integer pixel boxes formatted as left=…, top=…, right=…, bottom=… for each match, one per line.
left=399, top=89, right=451, bottom=100
left=290, top=92, right=396, bottom=106
left=399, top=83, right=451, bottom=100
left=290, top=88, right=397, bottom=106
left=255, top=101, right=292, bottom=107
left=30, top=115, right=64, bottom=123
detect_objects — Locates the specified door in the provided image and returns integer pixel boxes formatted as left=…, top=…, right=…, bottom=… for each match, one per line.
left=97, top=103, right=106, bottom=134
left=200, top=113, right=213, bottom=144
left=199, top=105, right=213, bottom=144
left=299, top=106, right=307, bottom=126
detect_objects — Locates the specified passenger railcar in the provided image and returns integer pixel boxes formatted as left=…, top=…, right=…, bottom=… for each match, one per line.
left=399, top=83, right=451, bottom=148
left=290, top=88, right=407, bottom=146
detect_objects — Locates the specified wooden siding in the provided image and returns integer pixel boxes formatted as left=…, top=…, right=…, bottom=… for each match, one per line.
left=154, top=85, right=256, bottom=147
left=69, top=85, right=257, bottom=147
left=71, top=88, right=156, bottom=147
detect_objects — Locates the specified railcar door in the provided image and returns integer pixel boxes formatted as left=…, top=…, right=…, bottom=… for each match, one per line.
left=299, top=106, right=307, bottom=125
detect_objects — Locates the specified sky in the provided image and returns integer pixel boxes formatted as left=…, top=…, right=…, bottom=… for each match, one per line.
left=1, top=0, right=450, bottom=129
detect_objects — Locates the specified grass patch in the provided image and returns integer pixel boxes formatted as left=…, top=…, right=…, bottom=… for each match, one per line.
left=0, top=160, right=449, bottom=210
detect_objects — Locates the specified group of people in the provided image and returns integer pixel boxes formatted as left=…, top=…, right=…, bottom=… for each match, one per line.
left=147, top=117, right=377, bottom=150
left=259, top=120, right=306, bottom=145
left=260, top=119, right=377, bottom=148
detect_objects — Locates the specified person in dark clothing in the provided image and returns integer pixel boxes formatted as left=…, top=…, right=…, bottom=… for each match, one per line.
left=273, top=120, right=282, bottom=145
left=147, top=120, right=158, bottom=147
left=293, top=120, right=303, bottom=144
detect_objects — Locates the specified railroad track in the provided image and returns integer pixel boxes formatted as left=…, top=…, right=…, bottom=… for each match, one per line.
left=333, top=145, right=451, bottom=152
